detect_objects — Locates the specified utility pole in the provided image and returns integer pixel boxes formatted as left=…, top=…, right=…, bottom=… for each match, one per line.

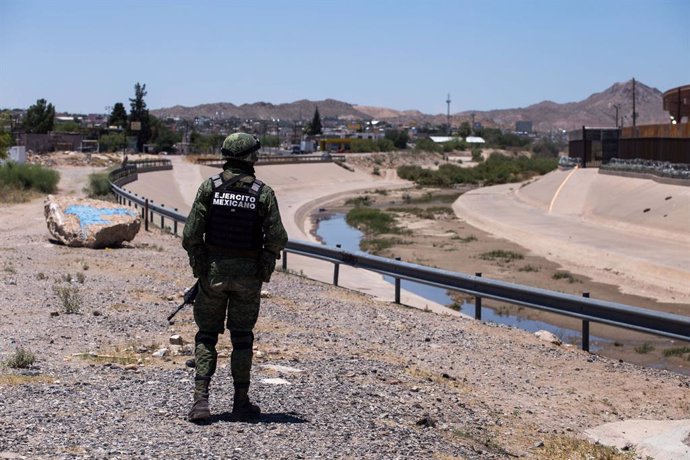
left=612, top=104, right=620, bottom=128
left=446, top=93, right=451, bottom=135
left=471, top=113, right=476, bottom=135
left=632, top=78, right=637, bottom=128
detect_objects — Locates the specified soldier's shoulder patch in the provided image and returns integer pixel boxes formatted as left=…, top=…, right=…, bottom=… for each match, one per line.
left=210, top=174, right=223, bottom=189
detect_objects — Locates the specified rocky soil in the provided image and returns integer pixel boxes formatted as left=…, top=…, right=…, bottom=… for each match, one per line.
left=1, top=166, right=689, bottom=459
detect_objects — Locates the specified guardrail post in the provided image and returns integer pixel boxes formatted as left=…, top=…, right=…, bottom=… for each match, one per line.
left=282, top=249, right=287, bottom=270
left=582, top=292, right=590, bottom=352
left=144, top=199, right=149, bottom=232
left=160, top=204, right=165, bottom=229
left=173, top=208, right=178, bottom=235
left=333, top=244, right=341, bottom=286
left=474, top=272, right=482, bottom=320
left=394, top=257, right=401, bottom=304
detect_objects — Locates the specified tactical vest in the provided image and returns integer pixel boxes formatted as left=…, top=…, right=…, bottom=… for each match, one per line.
left=205, top=173, right=265, bottom=251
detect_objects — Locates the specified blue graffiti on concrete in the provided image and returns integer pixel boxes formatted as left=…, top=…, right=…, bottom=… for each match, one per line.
left=64, top=205, right=137, bottom=230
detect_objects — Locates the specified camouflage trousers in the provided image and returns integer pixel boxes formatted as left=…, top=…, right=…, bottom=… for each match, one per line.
left=193, top=257, right=262, bottom=390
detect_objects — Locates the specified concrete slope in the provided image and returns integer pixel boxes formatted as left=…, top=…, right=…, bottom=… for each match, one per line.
left=454, top=168, right=690, bottom=304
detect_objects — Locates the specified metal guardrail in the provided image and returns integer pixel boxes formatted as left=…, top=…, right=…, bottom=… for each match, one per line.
left=196, top=154, right=346, bottom=167
left=108, top=164, right=690, bottom=351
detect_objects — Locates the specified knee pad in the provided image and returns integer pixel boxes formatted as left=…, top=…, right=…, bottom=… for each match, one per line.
left=230, top=330, right=254, bottom=351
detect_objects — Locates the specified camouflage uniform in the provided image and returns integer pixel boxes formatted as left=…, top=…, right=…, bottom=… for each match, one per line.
left=182, top=133, right=287, bottom=422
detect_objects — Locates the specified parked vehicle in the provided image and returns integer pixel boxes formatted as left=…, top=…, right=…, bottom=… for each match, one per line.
left=300, top=140, right=315, bottom=154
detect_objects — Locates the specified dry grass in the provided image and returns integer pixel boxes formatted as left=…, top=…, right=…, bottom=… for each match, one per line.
left=535, top=435, right=636, bottom=459
left=0, top=185, right=40, bottom=203
left=0, top=374, right=55, bottom=385
left=73, top=352, right=138, bottom=366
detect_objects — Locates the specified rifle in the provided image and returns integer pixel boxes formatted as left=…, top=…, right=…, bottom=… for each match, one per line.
left=167, top=281, right=199, bottom=323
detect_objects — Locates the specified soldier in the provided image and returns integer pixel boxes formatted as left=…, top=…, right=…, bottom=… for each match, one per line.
left=182, top=132, right=288, bottom=422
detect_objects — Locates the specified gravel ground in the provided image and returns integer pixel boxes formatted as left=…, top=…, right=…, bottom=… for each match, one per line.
left=1, top=168, right=689, bottom=459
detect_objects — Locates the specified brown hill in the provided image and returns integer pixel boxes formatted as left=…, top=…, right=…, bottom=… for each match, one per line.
left=458, top=80, right=667, bottom=132
left=152, top=98, right=371, bottom=122
left=151, top=80, right=669, bottom=132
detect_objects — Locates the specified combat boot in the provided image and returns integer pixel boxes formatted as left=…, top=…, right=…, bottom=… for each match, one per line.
left=232, top=385, right=261, bottom=420
left=188, top=376, right=211, bottom=422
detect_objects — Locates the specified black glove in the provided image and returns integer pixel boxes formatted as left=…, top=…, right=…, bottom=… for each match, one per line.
left=257, top=250, right=277, bottom=282
left=189, top=248, right=208, bottom=279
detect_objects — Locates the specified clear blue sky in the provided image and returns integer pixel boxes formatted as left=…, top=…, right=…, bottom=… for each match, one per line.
left=1, top=0, right=688, bottom=115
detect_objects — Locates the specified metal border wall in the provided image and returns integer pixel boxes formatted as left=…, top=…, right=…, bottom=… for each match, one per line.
left=108, top=163, right=690, bottom=351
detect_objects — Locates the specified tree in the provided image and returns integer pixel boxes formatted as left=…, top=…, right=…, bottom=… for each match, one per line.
left=149, top=116, right=181, bottom=153
left=0, top=111, right=13, bottom=159
left=306, top=106, right=322, bottom=136
left=53, top=120, right=82, bottom=133
left=128, top=82, right=152, bottom=152
left=458, top=121, right=471, bottom=138
left=108, top=102, right=128, bottom=128
left=24, top=98, right=55, bottom=134
left=384, top=129, right=408, bottom=149
left=98, top=133, right=126, bottom=152
left=190, top=131, right=225, bottom=154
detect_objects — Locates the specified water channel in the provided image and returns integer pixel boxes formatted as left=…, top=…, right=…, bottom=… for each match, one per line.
left=316, top=213, right=608, bottom=349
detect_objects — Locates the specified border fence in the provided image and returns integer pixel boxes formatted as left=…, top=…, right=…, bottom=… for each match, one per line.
left=109, top=161, right=690, bottom=352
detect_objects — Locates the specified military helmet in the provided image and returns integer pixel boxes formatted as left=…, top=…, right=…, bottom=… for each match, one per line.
left=221, top=133, right=261, bottom=161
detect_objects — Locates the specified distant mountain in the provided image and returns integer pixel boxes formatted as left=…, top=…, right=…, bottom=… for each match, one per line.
left=151, top=80, right=669, bottom=132
left=152, top=98, right=371, bottom=122
left=457, top=80, right=667, bottom=132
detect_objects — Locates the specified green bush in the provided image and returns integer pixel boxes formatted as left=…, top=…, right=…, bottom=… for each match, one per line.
left=441, top=138, right=468, bottom=152
left=54, top=285, right=82, bottom=314
left=376, top=138, right=396, bottom=152
left=552, top=271, right=579, bottom=283
left=350, top=138, right=378, bottom=153
left=346, top=207, right=400, bottom=235
left=414, top=138, right=442, bottom=153
left=344, top=195, right=371, bottom=207
left=5, top=347, right=36, bottom=369
left=397, top=153, right=558, bottom=188
left=471, top=148, right=483, bottom=162
left=662, top=346, right=690, bottom=358
left=98, top=133, right=126, bottom=152
left=634, top=343, right=654, bottom=354
left=360, top=237, right=408, bottom=253
left=479, top=250, right=524, bottom=261
left=0, top=162, right=59, bottom=194
left=85, top=172, right=111, bottom=197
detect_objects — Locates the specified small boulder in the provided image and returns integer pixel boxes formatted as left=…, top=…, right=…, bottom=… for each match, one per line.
left=44, top=195, right=140, bottom=248
left=169, top=334, right=184, bottom=345
left=152, top=348, right=168, bottom=358
left=534, top=330, right=562, bottom=345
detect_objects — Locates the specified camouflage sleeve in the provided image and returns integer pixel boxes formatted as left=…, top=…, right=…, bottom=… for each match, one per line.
left=182, top=180, right=211, bottom=276
left=260, top=185, right=288, bottom=256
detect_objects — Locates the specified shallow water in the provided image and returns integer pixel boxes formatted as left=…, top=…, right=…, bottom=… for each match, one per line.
left=315, top=213, right=607, bottom=348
